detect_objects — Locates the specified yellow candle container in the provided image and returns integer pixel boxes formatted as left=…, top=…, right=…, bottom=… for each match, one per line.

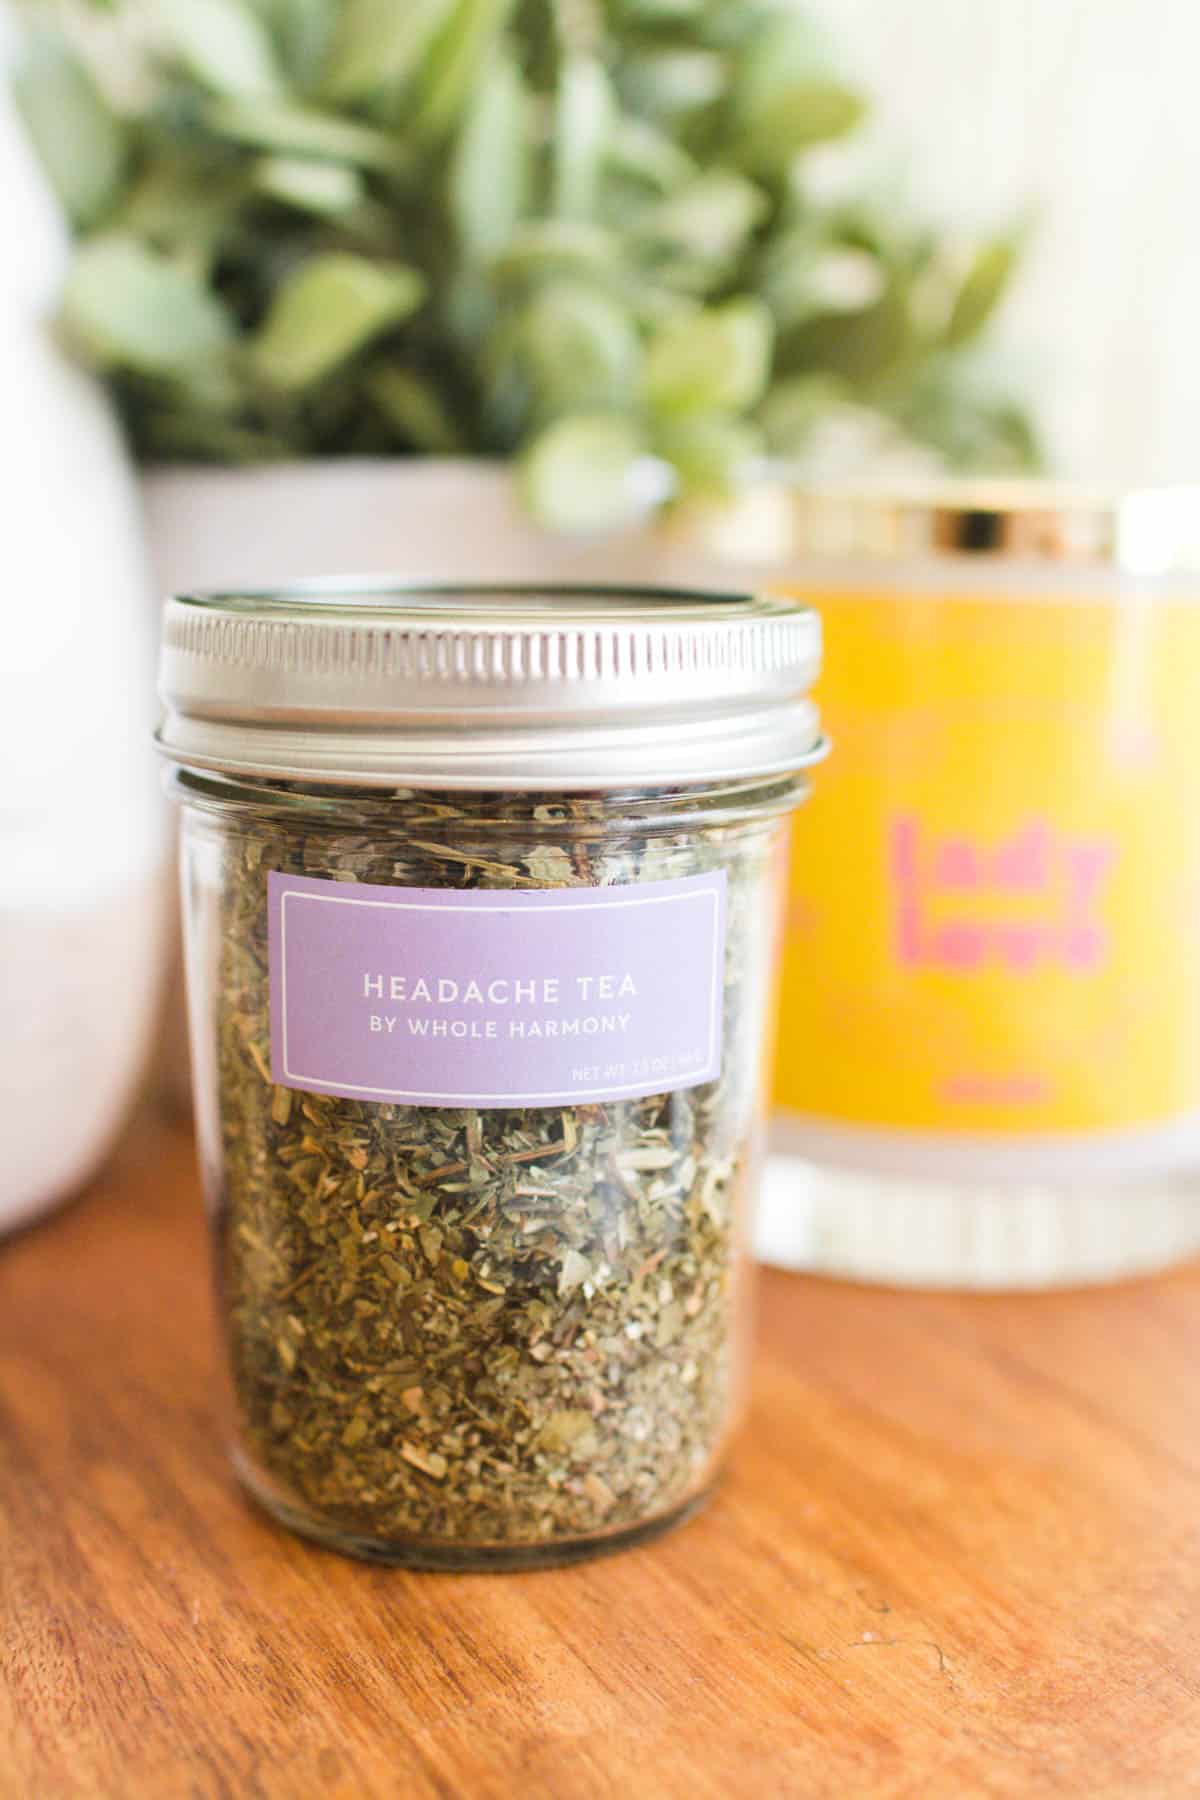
left=759, top=482, right=1200, bottom=1287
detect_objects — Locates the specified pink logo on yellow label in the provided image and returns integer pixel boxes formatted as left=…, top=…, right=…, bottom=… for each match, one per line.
left=773, top=584, right=1200, bottom=1134
left=890, top=816, right=1115, bottom=975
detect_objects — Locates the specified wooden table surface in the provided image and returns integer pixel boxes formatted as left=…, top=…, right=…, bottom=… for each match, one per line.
left=3, top=1118, right=1199, bottom=1799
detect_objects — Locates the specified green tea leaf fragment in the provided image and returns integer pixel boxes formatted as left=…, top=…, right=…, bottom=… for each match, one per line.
left=536, top=1411, right=599, bottom=1457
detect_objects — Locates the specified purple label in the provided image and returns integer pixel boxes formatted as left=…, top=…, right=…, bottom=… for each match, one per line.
left=268, top=869, right=726, bottom=1108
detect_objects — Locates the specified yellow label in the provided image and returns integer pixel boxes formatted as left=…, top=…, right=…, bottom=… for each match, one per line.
left=775, top=586, right=1200, bottom=1134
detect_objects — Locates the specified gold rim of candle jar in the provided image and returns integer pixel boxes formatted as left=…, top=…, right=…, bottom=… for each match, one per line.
left=778, top=478, right=1200, bottom=573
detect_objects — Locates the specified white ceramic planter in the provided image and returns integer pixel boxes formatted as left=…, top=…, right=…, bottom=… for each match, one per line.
left=140, top=459, right=682, bottom=595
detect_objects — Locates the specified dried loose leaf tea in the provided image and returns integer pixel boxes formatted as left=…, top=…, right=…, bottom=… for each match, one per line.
left=161, top=585, right=823, bottom=1568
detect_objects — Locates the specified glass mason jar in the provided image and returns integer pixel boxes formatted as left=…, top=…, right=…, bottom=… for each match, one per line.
left=757, top=481, right=1200, bottom=1288
left=158, top=584, right=824, bottom=1569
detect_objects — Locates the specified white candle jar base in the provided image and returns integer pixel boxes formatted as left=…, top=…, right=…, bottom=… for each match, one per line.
left=760, top=1122, right=1200, bottom=1289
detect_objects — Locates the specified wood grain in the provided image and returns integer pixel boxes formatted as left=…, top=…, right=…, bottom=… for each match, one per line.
left=2, top=1118, right=1199, bottom=1799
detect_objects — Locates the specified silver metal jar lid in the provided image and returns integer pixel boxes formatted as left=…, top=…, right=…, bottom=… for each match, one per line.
left=156, top=581, right=824, bottom=791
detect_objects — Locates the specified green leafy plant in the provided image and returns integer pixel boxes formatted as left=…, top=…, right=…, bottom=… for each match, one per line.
left=15, top=0, right=1036, bottom=528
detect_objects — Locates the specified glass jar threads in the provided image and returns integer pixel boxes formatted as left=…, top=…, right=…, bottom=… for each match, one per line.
left=158, top=584, right=824, bottom=1568
left=762, top=481, right=1200, bottom=1289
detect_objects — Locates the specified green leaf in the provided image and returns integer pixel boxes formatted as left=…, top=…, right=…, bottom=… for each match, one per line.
left=779, top=284, right=912, bottom=386
left=321, top=0, right=451, bottom=101
left=734, top=11, right=836, bottom=113
left=449, top=51, right=527, bottom=259
left=616, top=0, right=705, bottom=20
left=635, top=170, right=767, bottom=268
left=734, top=81, right=865, bottom=175
left=760, top=235, right=886, bottom=330
left=493, top=222, right=620, bottom=285
left=552, top=57, right=614, bottom=221
left=760, top=374, right=849, bottom=454
left=114, top=159, right=244, bottom=269
left=366, top=365, right=466, bottom=452
left=889, top=365, right=1041, bottom=471
left=14, top=34, right=127, bottom=229
left=252, top=253, right=425, bottom=390
left=644, top=298, right=773, bottom=417
left=203, top=96, right=405, bottom=171
left=410, top=0, right=515, bottom=142
left=515, top=282, right=641, bottom=417
left=253, top=155, right=364, bottom=214
left=520, top=414, right=648, bottom=533
left=619, top=49, right=726, bottom=119
left=265, top=0, right=339, bottom=89
left=945, top=237, right=1019, bottom=347
left=61, top=235, right=234, bottom=375
left=605, top=115, right=695, bottom=194
left=654, top=413, right=761, bottom=497
left=158, top=0, right=283, bottom=97
left=18, top=0, right=1032, bottom=486
left=138, top=409, right=295, bottom=462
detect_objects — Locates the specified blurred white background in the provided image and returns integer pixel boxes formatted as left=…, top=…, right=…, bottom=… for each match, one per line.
left=809, top=0, right=1200, bottom=482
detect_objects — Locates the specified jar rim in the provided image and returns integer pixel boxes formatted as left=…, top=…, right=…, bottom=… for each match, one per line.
left=766, top=476, right=1200, bottom=572
left=156, top=579, right=824, bottom=792
left=173, top=578, right=760, bottom=619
